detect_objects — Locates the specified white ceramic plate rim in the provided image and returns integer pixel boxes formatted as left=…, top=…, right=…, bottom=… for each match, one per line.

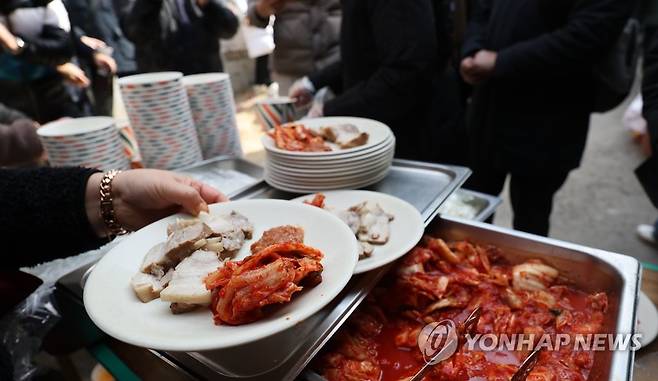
left=266, top=154, right=394, bottom=176
left=261, top=117, right=392, bottom=157
left=290, top=191, right=424, bottom=274
left=265, top=170, right=390, bottom=193
left=83, top=199, right=359, bottom=351
left=265, top=137, right=395, bottom=165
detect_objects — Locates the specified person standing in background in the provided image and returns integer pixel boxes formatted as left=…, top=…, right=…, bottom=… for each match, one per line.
left=289, top=0, right=441, bottom=162
left=121, top=0, right=239, bottom=74
left=64, top=0, right=133, bottom=115
left=0, top=0, right=83, bottom=123
left=247, top=0, right=340, bottom=94
left=0, top=103, right=43, bottom=166
left=459, top=0, right=634, bottom=236
left=637, top=21, right=658, bottom=245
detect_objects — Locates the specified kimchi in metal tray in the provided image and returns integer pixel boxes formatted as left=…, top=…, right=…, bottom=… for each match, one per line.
left=304, top=217, right=641, bottom=381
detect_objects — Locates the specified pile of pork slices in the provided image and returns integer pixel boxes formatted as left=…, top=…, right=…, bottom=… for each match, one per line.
left=131, top=211, right=253, bottom=314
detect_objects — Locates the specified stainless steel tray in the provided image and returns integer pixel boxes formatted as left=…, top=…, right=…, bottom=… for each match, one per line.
left=438, top=188, right=502, bottom=221
left=305, top=216, right=641, bottom=381
left=160, top=159, right=471, bottom=380
left=175, top=156, right=264, bottom=197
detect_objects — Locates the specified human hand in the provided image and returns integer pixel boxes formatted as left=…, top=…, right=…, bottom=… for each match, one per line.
left=94, top=52, right=117, bottom=74
left=81, top=35, right=107, bottom=50
left=0, top=23, right=19, bottom=53
left=57, top=62, right=91, bottom=88
left=85, top=169, right=229, bottom=236
left=460, top=50, right=497, bottom=85
left=289, top=76, right=315, bottom=107
left=256, top=0, right=286, bottom=18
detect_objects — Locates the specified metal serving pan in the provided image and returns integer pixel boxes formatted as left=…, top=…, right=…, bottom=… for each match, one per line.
left=439, top=188, right=502, bottom=222
left=175, top=156, right=264, bottom=196
left=304, top=216, right=641, bottom=381
left=160, top=159, right=471, bottom=380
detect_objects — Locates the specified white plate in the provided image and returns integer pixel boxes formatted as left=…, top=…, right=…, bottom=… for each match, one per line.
left=290, top=191, right=424, bottom=274
left=265, top=160, right=393, bottom=184
left=261, top=117, right=392, bottom=157
left=267, top=154, right=394, bottom=177
left=265, top=169, right=390, bottom=193
left=265, top=138, right=395, bottom=167
left=636, top=291, right=658, bottom=348
left=83, top=199, right=359, bottom=351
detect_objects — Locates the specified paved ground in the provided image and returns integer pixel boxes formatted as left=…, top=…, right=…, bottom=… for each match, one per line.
left=491, top=92, right=658, bottom=266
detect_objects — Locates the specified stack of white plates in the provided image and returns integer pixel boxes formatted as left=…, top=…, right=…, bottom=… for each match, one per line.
left=119, top=72, right=202, bottom=170
left=183, top=73, right=243, bottom=159
left=262, top=117, right=395, bottom=193
left=38, top=117, right=130, bottom=171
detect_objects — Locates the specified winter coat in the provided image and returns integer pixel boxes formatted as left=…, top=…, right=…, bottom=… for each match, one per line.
left=122, top=0, right=239, bottom=74
left=247, top=0, right=341, bottom=77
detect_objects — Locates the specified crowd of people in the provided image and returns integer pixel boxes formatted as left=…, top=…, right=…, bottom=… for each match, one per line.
left=0, top=0, right=657, bottom=274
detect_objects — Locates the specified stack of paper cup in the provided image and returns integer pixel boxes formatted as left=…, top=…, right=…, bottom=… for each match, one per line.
left=182, top=73, right=243, bottom=159
left=119, top=72, right=202, bottom=169
left=37, top=117, right=130, bottom=171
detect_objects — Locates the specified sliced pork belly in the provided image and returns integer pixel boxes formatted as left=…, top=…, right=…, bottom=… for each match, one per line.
left=352, top=201, right=394, bottom=244
left=320, top=124, right=369, bottom=149
left=250, top=225, right=304, bottom=254
left=163, top=222, right=213, bottom=264
left=140, top=242, right=172, bottom=277
left=160, top=250, right=222, bottom=306
left=131, top=269, right=173, bottom=303
left=200, top=211, right=255, bottom=254
left=333, top=209, right=360, bottom=235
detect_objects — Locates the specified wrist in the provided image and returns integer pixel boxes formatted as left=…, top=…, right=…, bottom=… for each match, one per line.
left=85, top=172, right=106, bottom=238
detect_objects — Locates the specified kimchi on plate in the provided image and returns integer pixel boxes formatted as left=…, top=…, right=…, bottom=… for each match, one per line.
left=316, top=236, right=609, bottom=381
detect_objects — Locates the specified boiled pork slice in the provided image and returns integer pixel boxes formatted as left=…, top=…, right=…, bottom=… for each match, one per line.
left=250, top=225, right=304, bottom=254
left=200, top=211, right=254, bottom=253
left=163, top=222, right=213, bottom=264
left=359, top=241, right=374, bottom=259
left=320, top=124, right=369, bottom=149
left=140, top=242, right=172, bottom=278
left=131, top=269, right=173, bottom=303
left=333, top=209, right=360, bottom=235
left=160, top=250, right=222, bottom=306
left=352, top=201, right=394, bottom=244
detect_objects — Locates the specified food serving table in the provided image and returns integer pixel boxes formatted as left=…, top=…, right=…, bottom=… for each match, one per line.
left=53, top=157, right=640, bottom=381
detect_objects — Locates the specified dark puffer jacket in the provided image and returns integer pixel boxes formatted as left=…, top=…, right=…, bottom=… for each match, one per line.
left=247, top=0, right=341, bottom=77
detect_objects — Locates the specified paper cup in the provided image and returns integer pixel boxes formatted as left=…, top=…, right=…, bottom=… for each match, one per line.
left=255, top=97, right=296, bottom=130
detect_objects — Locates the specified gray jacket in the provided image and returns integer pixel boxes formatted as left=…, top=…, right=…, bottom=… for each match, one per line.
left=247, top=0, right=341, bottom=77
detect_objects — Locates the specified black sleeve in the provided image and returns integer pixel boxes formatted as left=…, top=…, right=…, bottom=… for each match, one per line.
left=461, top=0, right=491, bottom=58
left=644, top=30, right=658, bottom=151
left=204, top=0, right=239, bottom=39
left=321, top=0, right=438, bottom=124
left=17, top=25, right=74, bottom=66
left=493, top=0, right=635, bottom=79
left=0, top=167, right=104, bottom=270
left=71, top=26, right=95, bottom=62
left=123, top=0, right=162, bottom=45
left=308, top=60, right=343, bottom=94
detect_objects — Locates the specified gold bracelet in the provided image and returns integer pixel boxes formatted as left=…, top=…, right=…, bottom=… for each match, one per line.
left=99, top=170, right=128, bottom=237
